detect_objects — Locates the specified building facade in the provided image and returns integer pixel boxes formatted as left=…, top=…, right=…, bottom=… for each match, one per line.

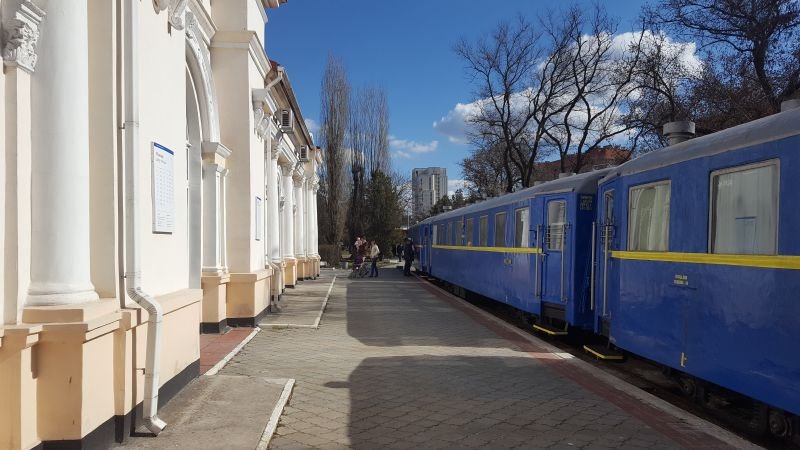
left=0, top=1, right=320, bottom=448
left=412, top=167, right=448, bottom=217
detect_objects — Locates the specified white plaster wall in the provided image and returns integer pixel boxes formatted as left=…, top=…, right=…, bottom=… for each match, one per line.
left=0, top=27, right=6, bottom=325
left=211, top=0, right=266, bottom=43
left=136, top=6, right=190, bottom=296
left=214, top=47, right=252, bottom=274
left=88, top=0, right=120, bottom=299
left=248, top=62, right=266, bottom=271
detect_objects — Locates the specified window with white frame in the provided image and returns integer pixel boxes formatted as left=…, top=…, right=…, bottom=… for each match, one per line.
left=628, top=181, right=671, bottom=251
left=710, top=161, right=778, bottom=255
left=546, top=201, right=566, bottom=251
left=494, top=212, right=507, bottom=247
left=479, top=215, right=488, bottom=246
left=515, top=207, right=530, bottom=247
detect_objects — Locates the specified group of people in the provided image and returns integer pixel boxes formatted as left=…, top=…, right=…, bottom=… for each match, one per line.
left=351, top=236, right=417, bottom=277
left=353, top=236, right=381, bottom=277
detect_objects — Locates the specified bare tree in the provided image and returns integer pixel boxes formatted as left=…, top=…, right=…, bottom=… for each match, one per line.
left=460, top=143, right=514, bottom=198
left=348, top=85, right=391, bottom=242
left=541, top=5, right=646, bottom=173
left=653, top=0, right=800, bottom=110
left=319, top=56, right=350, bottom=262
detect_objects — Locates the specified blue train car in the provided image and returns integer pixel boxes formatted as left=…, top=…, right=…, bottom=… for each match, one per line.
left=426, top=170, right=609, bottom=331
left=594, top=106, right=800, bottom=424
left=408, top=222, right=430, bottom=273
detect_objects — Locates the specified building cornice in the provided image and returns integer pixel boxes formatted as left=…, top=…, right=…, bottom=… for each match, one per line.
left=211, top=30, right=270, bottom=79
left=187, top=0, right=216, bottom=43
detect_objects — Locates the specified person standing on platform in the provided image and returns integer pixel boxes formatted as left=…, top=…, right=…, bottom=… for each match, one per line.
left=369, top=240, right=380, bottom=277
left=403, top=238, right=415, bottom=276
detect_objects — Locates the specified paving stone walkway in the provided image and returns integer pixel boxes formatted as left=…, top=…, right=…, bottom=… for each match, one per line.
left=222, top=268, right=745, bottom=450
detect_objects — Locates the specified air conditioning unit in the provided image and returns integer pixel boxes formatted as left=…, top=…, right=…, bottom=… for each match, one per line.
left=279, top=109, right=294, bottom=133
left=299, top=145, right=309, bottom=161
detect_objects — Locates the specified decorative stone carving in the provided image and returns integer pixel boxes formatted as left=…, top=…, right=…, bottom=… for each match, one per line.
left=169, top=0, right=189, bottom=30
left=185, top=9, right=221, bottom=142
left=2, top=0, right=45, bottom=73
left=252, top=89, right=271, bottom=140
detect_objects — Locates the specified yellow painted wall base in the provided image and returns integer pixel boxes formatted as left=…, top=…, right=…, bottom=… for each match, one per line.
left=227, top=269, right=271, bottom=320
left=201, top=273, right=230, bottom=325
left=284, top=259, right=297, bottom=287
left=0, top=326, right=41, bottom=450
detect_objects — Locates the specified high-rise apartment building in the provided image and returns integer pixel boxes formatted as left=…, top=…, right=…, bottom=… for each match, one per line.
left=412, top=167, right=448, bottom=217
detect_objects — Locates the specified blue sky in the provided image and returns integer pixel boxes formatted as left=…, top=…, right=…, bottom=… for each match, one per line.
left=265, top=0, right=651, bottom=193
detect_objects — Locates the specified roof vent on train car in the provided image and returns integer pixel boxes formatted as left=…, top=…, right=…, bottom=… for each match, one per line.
left=558, top=172, right=575, bottom=179
left=781, top=99, right=800, bottom=112
left=662, top=121, right=695, bottom=146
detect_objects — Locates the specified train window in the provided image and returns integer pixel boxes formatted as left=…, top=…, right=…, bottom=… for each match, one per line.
left=456, top=219, right=464, bottom=245
left=628, top=181, right=670, bottom=252
left=515, top=208, right=530, bottom=247
left=710, top=161, right=778, bottom=255
left=479, top=216, right=488, bottom=246
left=494, top=212, right=507, bottom=247
left=448, top=222, right=455, bottom=245
left=465, top=218, right=474, bottom=246
left=546, top=201, right=566, bottom=251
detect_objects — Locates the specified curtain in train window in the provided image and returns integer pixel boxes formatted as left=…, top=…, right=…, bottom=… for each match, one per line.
left=465, top=218, right=474, bottom=246
left=456, top=219, right=464, bottom=245
left=515, top=207, right=530, bottom=247
left=494, top=212, right=507, bottom=247
left=479, top=216, right=488, bottom=246
left=547, top=201, right=566, bottom=251
left=628, top=181, right=670, bottom=251
left=711, top=163, right=777, bottom=254
left=448, top=222, right=455, bottom=245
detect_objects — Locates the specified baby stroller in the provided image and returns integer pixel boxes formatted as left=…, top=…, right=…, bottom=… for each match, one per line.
left=348, top=257, right=370, bottom=279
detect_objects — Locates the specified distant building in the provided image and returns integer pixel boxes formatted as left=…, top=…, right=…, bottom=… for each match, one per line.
left=412, top=167, right=448, bottom=217
left=533, top=146, right=632, bottom=183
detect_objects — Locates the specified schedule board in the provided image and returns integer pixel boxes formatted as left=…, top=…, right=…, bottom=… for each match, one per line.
left=152, top=142, right=175, bottom=233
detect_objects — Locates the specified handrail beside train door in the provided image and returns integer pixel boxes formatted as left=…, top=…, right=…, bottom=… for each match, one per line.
left=560, top=224, right=568, bottom=303
left=590, top=221, right=596, bottom=311
left=534, top=224, right=541, bottom=299
left=602, top=223, right=610, bottom=316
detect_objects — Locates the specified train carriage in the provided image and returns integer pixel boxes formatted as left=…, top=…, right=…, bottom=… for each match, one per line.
left=595, top=105, right=800, bottom=426
left=423, top=170, right=609, bottom=331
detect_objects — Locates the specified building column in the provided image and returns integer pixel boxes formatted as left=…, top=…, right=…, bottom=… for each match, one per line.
left=280, top=162, right=295, bottom=259
left=201, top=143, right=230, bottom=274
left=27, top=0, right=98, bottom=305
left=293, top=175, right=305, bottom=258
left=311, top=182, right=319, bottom=256
left=267, top=142, right=283, bottom=295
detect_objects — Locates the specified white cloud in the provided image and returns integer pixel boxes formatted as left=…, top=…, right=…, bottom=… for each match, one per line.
left=433, top=102, right=479, bottom=145
left=393, top=150, right=413, bottom=159
left=447, top=179, right=467, bottom=196
left=305, top=118, right=320, bottom=135
left=389, top=136, right=439, bottom=156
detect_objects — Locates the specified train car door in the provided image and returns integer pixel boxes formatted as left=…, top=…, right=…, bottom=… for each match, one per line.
left=596, top=188, right=615, bottom=333
left=542, top=198, right=568, bottom=305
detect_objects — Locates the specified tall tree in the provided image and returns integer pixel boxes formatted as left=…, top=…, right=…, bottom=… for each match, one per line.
left=653, top=0, right=800, bottom=111
left=318, top=56, right=350, bottom=265
left=347, top=86, right=391, bottom=243
left=364, top=171, right=403, bottom=258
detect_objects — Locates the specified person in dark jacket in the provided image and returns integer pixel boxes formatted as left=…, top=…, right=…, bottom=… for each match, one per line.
left=403, top=238, right=415, bottom=276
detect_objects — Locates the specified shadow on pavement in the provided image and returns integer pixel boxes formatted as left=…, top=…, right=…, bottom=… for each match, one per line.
left=339, top=355, right=675, bottom=449
left=344, top=268, right=522, bottom=349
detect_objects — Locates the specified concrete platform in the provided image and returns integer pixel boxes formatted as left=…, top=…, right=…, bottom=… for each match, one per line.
left=220, top=268, right=758, bottom=449
left=118, top=375, right=289, bottom=449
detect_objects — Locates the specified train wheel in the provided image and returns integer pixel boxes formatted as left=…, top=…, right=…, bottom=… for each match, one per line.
left=768, top=409, right=792, bottom=438
left=676, top=375, right=696, bottom=398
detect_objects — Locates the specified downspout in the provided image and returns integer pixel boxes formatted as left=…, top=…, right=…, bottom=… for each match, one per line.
left=121, top=0, right=166, bottom=435
left=266, top=65, right=285, bottom=91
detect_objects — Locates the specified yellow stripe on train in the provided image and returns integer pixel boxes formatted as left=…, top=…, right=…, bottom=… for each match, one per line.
left=432, top=245, right=542, bottom=254
left=611, top=251, right=800, bottom=270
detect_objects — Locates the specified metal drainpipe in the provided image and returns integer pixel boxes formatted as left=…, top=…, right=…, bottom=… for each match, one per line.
left=120, top=0, right=166, bottom=435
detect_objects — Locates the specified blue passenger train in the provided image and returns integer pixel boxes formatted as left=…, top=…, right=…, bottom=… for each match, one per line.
left=409, top=104, right=800, bottom=437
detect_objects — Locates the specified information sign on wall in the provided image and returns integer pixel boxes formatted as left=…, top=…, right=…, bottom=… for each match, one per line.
left=152, top=142, right=175, bottom=233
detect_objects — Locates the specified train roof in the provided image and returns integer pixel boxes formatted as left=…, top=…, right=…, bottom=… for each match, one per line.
left=602, top=106, right=800, bottom=182
left=424, top=168, right=611, bottom=223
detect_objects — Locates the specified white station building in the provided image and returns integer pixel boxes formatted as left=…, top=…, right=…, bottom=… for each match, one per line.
left=0, top=1, right=321, bottom=448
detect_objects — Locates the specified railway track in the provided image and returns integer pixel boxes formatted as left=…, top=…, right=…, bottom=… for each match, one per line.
left=423, top=276, right=799, bottom=450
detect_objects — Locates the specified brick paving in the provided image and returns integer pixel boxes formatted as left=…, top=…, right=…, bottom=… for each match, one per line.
left=200, top=328, right=254, bottom=374
left=221, top=268, right=740, bottom=449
